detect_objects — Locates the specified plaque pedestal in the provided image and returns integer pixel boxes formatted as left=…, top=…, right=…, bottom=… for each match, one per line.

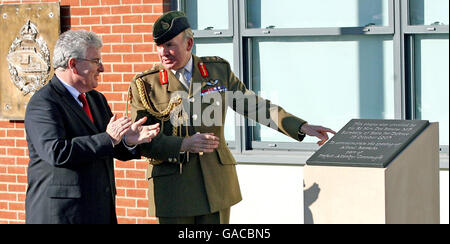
left=304, top=123, right=440, bottom=224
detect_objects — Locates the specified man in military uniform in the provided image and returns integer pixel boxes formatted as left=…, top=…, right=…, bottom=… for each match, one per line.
left=129, top=11, right=336, bottom=224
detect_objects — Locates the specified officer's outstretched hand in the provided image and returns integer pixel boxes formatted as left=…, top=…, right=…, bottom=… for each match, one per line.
left=300, top=123, right=336, bottom=146
left=181, top=132, right=219, bottom=154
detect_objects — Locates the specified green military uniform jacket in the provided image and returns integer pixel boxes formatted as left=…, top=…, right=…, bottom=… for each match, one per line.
left=130, top=55, right=306, bottom=218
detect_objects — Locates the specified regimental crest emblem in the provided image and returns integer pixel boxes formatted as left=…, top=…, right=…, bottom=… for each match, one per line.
left=161, top=20, right=170, bottom=30
left=6, top=20, right=50, bottom=96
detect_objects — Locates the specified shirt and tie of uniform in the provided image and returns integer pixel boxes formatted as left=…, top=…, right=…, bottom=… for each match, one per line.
left=172, top=56, right=193, bottom=90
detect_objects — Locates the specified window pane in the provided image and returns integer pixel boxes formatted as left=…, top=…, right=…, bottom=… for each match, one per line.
left=193, top=38, right=236, bottom=141
left=251, top=36, right=395, bottom=143
left=185, top=0, right=229, bottom=30
left=409, top=0, right=449, bottom=25
left=414, top=35, right=449, bottom=146
left=246, top=0, right=390, bottom=28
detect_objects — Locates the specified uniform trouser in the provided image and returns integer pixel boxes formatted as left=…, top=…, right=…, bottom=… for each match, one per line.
left=158, top=208, right=230, bottom=224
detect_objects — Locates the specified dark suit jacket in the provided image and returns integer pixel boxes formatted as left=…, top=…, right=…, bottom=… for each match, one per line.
left=25, top=75, right=140, bottom=224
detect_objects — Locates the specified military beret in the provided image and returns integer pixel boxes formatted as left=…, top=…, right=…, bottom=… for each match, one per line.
left=153, top=11, right=191, bottom=45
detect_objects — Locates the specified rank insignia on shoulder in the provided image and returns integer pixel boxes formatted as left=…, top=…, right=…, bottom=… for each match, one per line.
left=160, top=70, right=168, bottom=85
left=198, top=62, right=209, bottom=78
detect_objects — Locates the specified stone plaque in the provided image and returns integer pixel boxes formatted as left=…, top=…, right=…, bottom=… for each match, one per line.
left=0, top=3, right=60, bottom=120
left=306, top=119, right=430, bottom=168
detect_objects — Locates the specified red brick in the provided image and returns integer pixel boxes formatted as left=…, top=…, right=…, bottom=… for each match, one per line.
left=97, top=84, right=113, bottom=93
left=102, top=54, right=122, bottom=62
left=0, top=210, right=17, bottom=220
left=137, top=218, right=155, bottom=224
left=112, top=103, right=128, bottom=112
left=144, top=0, right=164, bottom=3
left=91, top=6, right=111, bottom=15
left=92, top=25, right=111, bottom=34
left=102, top=0, right=121, bottom=5
left=102, top=16, right=121, bottom=24
left=127, top=208, right=147, bottom=217
left=133, top=44, right=153, bottom=53
left=123, top=0, right=142, bottom=4
left=124, top=73, right=139, bottom=82
left=0, top=202, right=7, bottom=210
left=143, top=14, right=159, bottom=23
left=116, top=179, right=135, bottom=188
left=111, top=6, right=131, bottom=15
left=7, top=166, right=26, bottom=175
left=113, top=64, right=133, bottom=73
left=137, top=199, right=149, bottom=208
left=102, top=44, right=112, bottom=53
left=70, top=7, right=90, bottom=16
left=116, top=198, right=136, bottom=207
left=123, top=34, right=143, bottom=43
left=60, top=0, right=81, bottom=6
left=136, top=180, right=148, bottom=189
left=15, top=139, right=27, bottom=148
left=104, top=92, right=124, bottom=102
left=125, top=170, right=145, bottom=179
left=7, top=148, right=25, bottom=157
left=15, top=157, right=29, bottom=166
left=8, top=184, right=26, bottom=193
left=6, top=129, right=24, bottom=138
left=117, top=217, right=137, bottom=224
left=113, top=84, right=131, bottom=92
left=123, top=15, right=142, bottom=24
left=144, top=53, right=159, bottom=62
left=112, top=44, right=132, bottom=53
left=123, top=54, right=143, bottom=63
left=0, top=121, right=14, bottom=128
left=126, top=189, right=146, bottom=198
left=102, top=74, right=122, bottom=82
left=132, top=5, right=153, bottom=14
left=84, top=0, right=101, bottom=6
left=14, top=122, right=24, bottom=129
left=102, top=34, right=122, bottom=44
left=102, top=64, right=112, bottom=73
left=132, top=24, right=153, bottom=33
left=0, top=157, right=15, bottom=165
left=9, top=202, right=25, bottom=211
left=0, top=192, right=17, bottom=201
left=81, top=16, right=101, bottom=25
left=112, top=25, right=132, bottom=34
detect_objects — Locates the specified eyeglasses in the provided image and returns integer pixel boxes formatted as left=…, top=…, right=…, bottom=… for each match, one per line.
left=77, top=58, right=103, bottom=66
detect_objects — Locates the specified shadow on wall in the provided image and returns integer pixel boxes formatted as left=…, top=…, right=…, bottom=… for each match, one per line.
left=303, top=181, right=320, bottom=224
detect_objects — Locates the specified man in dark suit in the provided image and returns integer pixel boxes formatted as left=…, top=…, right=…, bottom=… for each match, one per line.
left=24, top=30, right=160, bottom=224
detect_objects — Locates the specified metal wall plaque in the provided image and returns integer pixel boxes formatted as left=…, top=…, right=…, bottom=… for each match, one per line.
left=306, top=119, right=430, bottom=168
left=0, top=3, right=60, bottom=120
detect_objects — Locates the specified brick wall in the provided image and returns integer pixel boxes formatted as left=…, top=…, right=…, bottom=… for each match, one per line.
left=0, top=0, right=170, bottom=224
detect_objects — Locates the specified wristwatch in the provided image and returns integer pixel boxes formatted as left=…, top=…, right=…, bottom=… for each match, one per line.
left=297, top=122, right=308, bottom=141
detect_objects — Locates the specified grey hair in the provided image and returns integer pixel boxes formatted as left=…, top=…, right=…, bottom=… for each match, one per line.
left=183, top=28, right=194, bottom=41
left=52, top=30, right=103, bottom=70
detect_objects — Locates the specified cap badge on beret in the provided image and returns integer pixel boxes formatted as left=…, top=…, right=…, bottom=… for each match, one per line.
left=153, top=11, right=191, bottom=45
left=161, top=21, right=170, bottom=30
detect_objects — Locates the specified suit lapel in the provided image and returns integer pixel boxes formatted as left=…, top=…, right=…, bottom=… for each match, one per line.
left=50, top=76, right=99, bottom=133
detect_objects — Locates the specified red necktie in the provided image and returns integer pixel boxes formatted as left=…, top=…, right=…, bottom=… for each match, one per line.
left=78, top=94, right=94, bottom=123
